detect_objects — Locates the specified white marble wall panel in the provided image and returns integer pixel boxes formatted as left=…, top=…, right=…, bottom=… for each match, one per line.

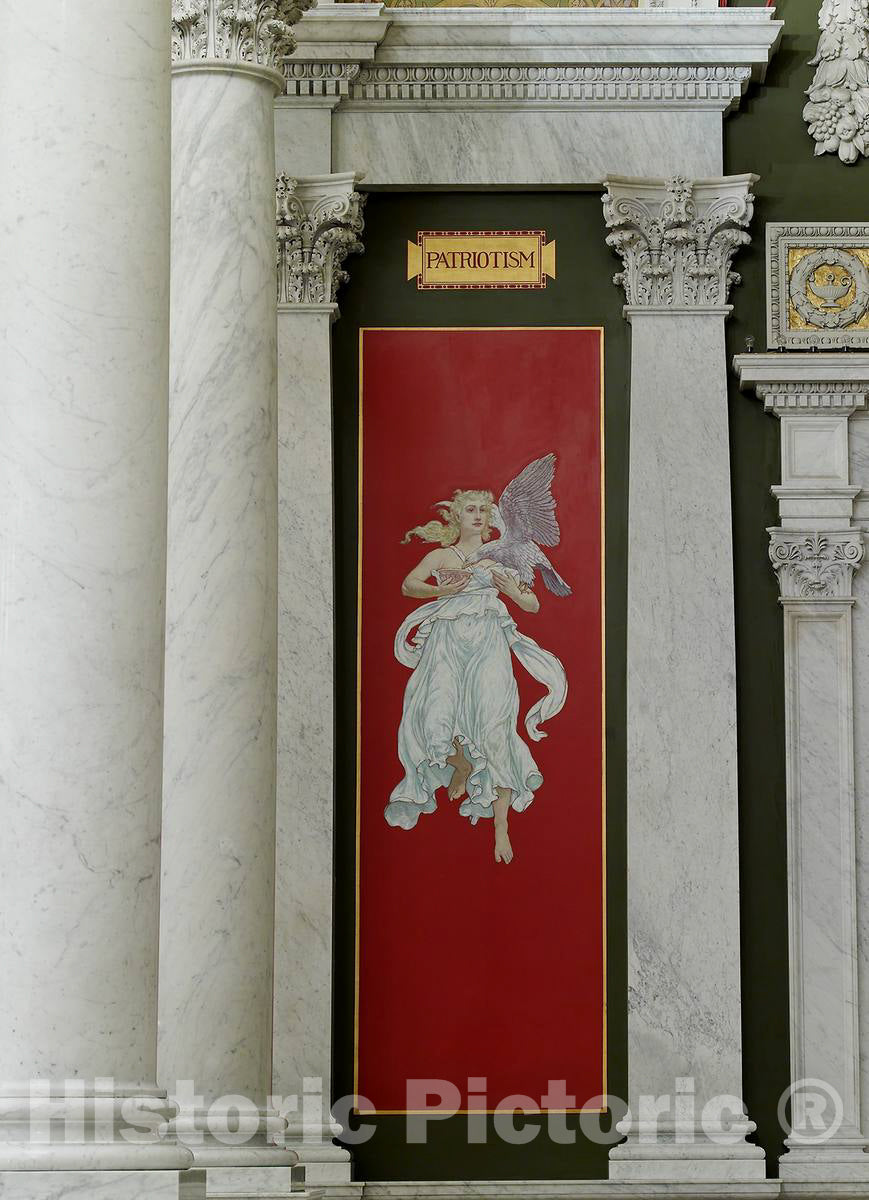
left=783, top=603, right=863, bottom=1155
left=204, top=1165, right=296, bottom=1196
left=332, top=109, right=723, bottom=186
left=274, top=309, right=336, bottom=1107
left=855, top=567, right=869, bottom=1133
left=607, top=182, right=761, bottom=1173
left=852, top=410, right=869, bottom=1146
left=272, top=172, right=363, bottom=1190
left=0, top=1173, right=205, bottom=1200
left=622, top=312, right=744, bottom=1109
left=276, top=103, right=335, bottom=176
left=159, top=68, right=279, bottom=1111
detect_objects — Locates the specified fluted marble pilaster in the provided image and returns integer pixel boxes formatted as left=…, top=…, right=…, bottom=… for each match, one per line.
left=0, top=1, right=193, bottom=1191
left=272, top=173, right=363, bottom=1191
left=603, top=176, right=766, bottom=1184
left=158, top=3, right=308, bottom=1192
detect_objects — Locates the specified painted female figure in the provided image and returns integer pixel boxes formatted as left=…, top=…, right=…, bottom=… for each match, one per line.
left=385, top=454, right=570, bottom=864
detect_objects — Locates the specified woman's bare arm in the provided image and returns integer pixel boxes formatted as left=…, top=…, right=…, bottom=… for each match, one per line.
left=491, top=570, right=540, bottom=613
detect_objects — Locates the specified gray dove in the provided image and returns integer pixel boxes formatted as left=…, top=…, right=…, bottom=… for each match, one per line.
left=469, top=453, right=572, bottom=596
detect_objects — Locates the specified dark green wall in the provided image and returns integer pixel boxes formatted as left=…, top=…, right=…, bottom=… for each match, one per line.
left=329, top=9, right=866, bottom=1173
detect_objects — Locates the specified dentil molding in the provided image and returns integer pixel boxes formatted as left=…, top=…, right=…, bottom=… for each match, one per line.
left=602, top=175, right=756, bottom=310
left=755, top=381, right=869, bottom=410
left=342, top=64, right=752, bottom=109
left=172, top=0, right=314, bottom=70
left=803, top=0, right=869, bottom=163
left=276, top=173, right=365, bottom=307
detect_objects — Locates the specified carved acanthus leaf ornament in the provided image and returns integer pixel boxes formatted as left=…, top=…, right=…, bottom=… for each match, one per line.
left=769, top=531, right=864, bottom=599
left=602, top=176, right=754, bottom=309
left=276, top=174, right=365, bottom=306
left=171, top=0, right=314, bottom=69
left=803, top=0, right=869, bottom=163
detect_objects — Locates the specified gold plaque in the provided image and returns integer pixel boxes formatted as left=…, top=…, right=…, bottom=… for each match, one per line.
left=407, top=230, right=556, bottom=290
left=767, top=223, right=869, bottom=349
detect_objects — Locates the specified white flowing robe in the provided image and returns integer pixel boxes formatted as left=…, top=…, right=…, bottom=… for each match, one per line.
left=385, top=565, right=568, bottom=829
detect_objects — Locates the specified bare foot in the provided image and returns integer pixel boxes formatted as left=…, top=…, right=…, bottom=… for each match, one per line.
left=494, top=817, right=513, bottom=864
left=446, top=737, right=471, bottom=801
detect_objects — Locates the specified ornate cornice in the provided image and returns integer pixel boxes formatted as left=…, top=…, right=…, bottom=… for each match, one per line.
left=172, top=0, right=314, bottom=72
left=602, top=175, right=755, bottom=310
left=336, top=64, right=752, bottom=109
left=770, top=530, right=864, bottom=600
left=803, top=0, right=869, bottom=163
left=276, top=174, right=365, bottom=307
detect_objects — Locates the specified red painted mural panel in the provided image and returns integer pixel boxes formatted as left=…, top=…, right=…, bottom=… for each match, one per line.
left=355, top=327, right=604, bottom=1113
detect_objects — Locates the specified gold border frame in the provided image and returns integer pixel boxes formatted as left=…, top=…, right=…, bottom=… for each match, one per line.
left=354, top=326, right=607, bottom=1116
left=412, top=230, right=550, bottom=291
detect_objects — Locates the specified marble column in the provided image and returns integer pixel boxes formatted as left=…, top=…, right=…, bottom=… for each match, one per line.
left=734, top=355, right=869, bottom=1181
left=0, top=1, right=197, bottom=1195
left=602, top=176, right=766, bottom=1183
left=158, top=3, right=308, bottom=1196
left=273, top=173, right=364, bottom=1193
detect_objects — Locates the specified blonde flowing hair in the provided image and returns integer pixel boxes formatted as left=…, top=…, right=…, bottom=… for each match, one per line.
left=402, top=489, right=494, bottom=546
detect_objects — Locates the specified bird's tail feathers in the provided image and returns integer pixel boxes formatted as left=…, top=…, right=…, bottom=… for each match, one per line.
left=540, top=564, right=572, bottom=597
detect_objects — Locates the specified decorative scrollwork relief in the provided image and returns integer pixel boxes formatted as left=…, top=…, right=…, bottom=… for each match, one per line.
left=769, top=530, right=864, bottom=599
left=276, top=174, right=366, bottom=307
left=602, top=176, right=754, bottom=309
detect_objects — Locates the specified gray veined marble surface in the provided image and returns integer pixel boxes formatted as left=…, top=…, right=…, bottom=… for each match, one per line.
left=277, top=2, right=781, bottom=186
left=158, top=47, right=296, bottom=1187
left=605, top=179, right=762, bottom=1183
left=735, top=354, right=869, bottom=1181
left=0, top=0, right=190, bottom=1177
left=273, top=172, right=366, bottom=1188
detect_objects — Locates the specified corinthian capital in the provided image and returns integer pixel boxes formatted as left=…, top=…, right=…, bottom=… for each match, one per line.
left=602, top=175, right=756, bottom=310
left=276, top=173, right=365, bottom=308
left=172, top=0, right=314, bottom=71
left=769, top=530, right=864, bottom=600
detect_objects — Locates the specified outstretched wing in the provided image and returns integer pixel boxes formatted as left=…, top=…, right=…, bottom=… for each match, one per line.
left=498, top=453, right=561, bottom=549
